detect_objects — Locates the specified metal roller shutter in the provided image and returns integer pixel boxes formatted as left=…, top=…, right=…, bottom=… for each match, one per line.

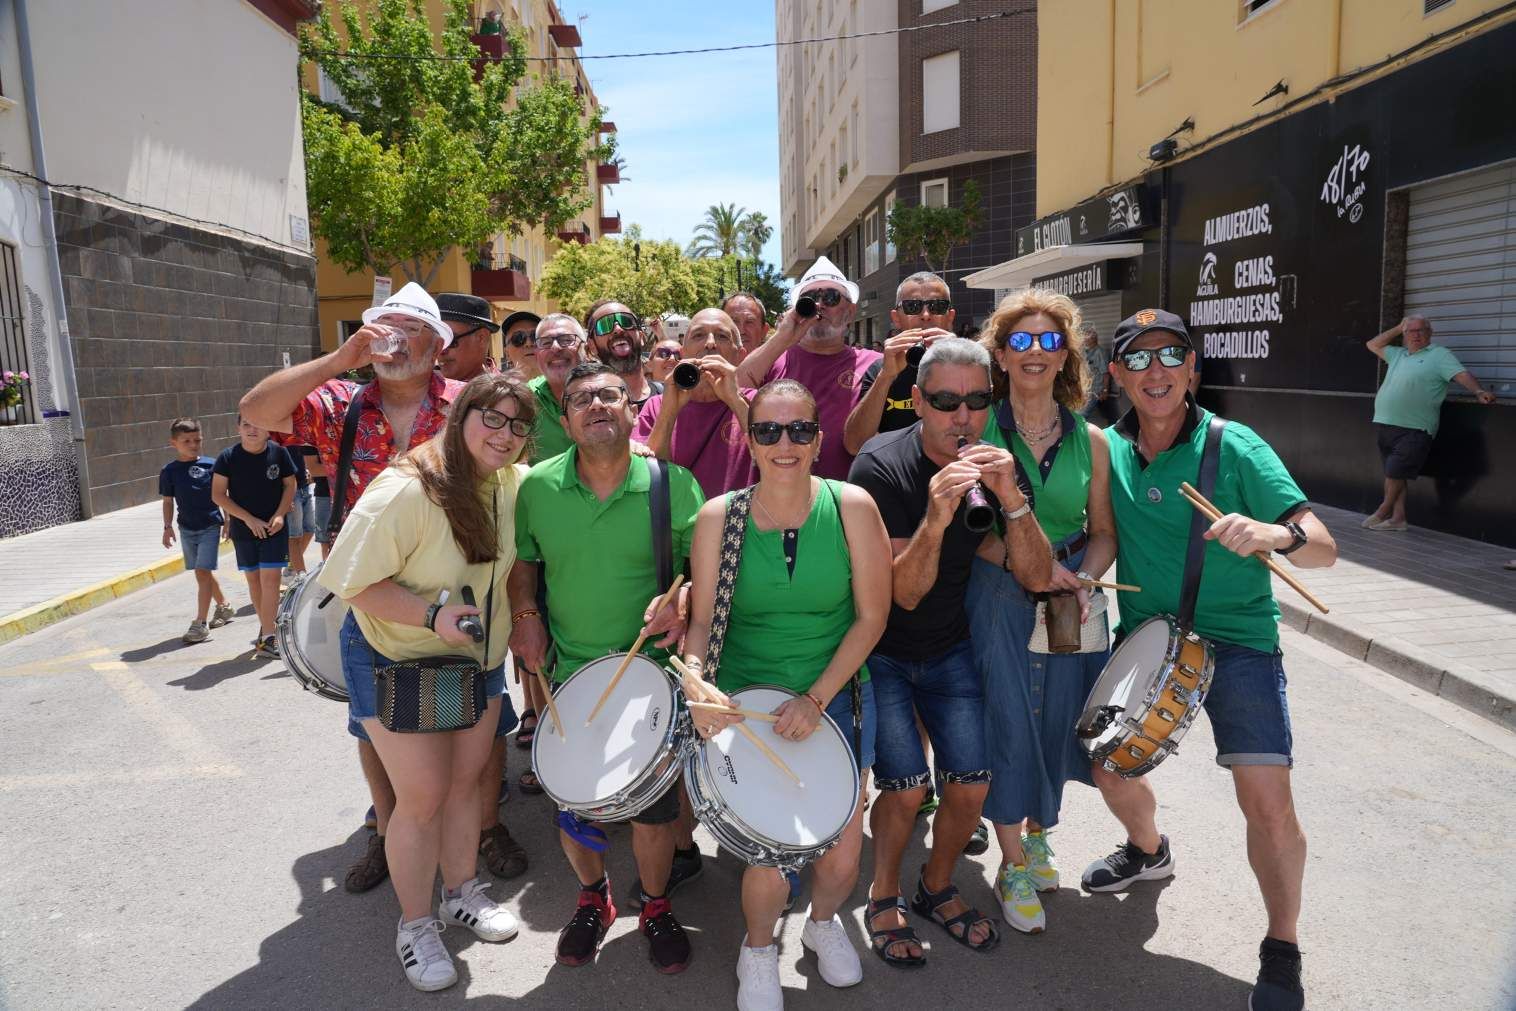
left=1404, top=161, right=1516, bottom=391
left=1073, top=292, right=1123, bottom=355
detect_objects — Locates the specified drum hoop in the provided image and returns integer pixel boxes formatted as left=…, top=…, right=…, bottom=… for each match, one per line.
left=275, top=569, right=348, bottom=699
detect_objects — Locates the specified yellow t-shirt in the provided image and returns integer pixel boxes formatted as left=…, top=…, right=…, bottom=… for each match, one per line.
left=318, top=463, right=524, bottom=669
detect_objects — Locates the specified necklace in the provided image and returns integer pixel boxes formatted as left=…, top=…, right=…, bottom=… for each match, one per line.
left=1014, top=410, right=1060, bottom=443
left=753, top=480, right=816, bottom=531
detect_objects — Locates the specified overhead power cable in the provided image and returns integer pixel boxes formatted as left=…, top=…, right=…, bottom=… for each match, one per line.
left=308, top=9, right=1033, bottom=63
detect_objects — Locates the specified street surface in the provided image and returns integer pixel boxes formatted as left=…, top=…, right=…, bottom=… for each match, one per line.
left=1, top=570, right=1514, bottom=1009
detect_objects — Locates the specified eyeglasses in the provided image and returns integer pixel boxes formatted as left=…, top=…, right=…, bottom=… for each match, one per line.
left=563, top=385, right=629, bottom=412
left=920, top=389, right=994, bottom=412
left=472, top=406, right=531, bottom=437
left=533, top=332, right=581, bottom=350
left=590, top=311, right=642, bottom=337
left=749, top=420, right=820, bottom=446
left=806, top=288, right=845, bottom=308
left=898, top=298, right=952, bottom=316
left=507, top=331, right=534, bottom=348
left=1117, top=345, right=1189, bottom=371
left=1006, top=331, right=1067, bottom=353
left=651, top=347, right=681, bottom=360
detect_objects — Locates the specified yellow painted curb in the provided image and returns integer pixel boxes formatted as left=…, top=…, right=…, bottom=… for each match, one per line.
left=0, top=541, right=235, bottom=646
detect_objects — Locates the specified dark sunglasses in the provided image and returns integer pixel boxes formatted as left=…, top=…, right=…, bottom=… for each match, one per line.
left=591, top=311, right=641, bottom=337
left=1118, top=345, right=1189, bottom=371
left=651, top=347, right=681, bottom=360
left=472, top=406, right=531, bottom=437
left=1006, top=330, right=1066, bottom=353
left=749, top=420, right=820, bottom=446
left=920, top=389, right=994, bottom=412
left=806, top=288, right=844, bottom=308
left=506, top=331, right=534, bottom=348
left=898, top=298, right=952, bottom=316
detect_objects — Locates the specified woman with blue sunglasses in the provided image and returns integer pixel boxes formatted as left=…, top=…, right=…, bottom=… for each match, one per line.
left=965, top=288, right=1118, bottom=935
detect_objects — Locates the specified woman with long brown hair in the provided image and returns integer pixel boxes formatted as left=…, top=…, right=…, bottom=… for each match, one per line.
left=967, top=288, right=1117, bottom=936
left=319, top=372, right=535, bottom=992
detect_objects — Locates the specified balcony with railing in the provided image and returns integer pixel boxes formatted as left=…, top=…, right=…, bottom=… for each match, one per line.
left=548, top=24, right=582, bottom=48
left=470, top=254, right=530, bottom=300
left=556, top=223, right=591, bottom=245
left=596, top=162, right=620, bottom=184
left=598, top=213, right=622, bottom=234
left=469, top=32, right=506, bottom=81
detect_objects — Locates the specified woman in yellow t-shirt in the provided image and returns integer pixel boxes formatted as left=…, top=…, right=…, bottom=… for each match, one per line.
left=319, top=372, right=533, bottom=992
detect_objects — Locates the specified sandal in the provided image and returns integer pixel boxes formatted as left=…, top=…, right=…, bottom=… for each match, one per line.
left=910, top=870, right=999, bottom=952
left=479, top=823, right=529, bottom=880
left=865, top=895, right=926, bottom=968
left=518, top=769, right=544, bottom=795
left=515, top=709, right=538, bottom=749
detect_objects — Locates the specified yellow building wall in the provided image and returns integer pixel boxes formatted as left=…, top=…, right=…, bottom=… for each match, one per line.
left=1036, top=0, right=1514, bottom=217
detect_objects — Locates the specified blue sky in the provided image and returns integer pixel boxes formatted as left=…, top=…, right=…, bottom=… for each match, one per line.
left=557, top=2, right=783, bottom=266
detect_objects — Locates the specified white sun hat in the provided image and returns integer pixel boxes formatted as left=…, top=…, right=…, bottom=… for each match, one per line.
left=789, top=255, right=859, bottom=307
left=361, top=282, right=455, bottom=348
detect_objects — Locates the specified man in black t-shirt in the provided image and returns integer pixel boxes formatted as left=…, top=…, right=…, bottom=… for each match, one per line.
left=844, top=271, right=957, bottom=455
left=212, top=416, right=296, bottom=657
left=848, top=337, right=1051, bottom=965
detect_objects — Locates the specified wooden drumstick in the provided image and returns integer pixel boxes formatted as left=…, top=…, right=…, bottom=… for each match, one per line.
left=1079, top=578, right=1143, bottom=593
left=1178, top=482, right=1330, bottom=615
left=686, top=701, right=780, bottom=724
left=584, top=574, right=686, bottom=726
left=668, top=656, right=803, bottom=787
left=537, top=668, right=567, bottom=740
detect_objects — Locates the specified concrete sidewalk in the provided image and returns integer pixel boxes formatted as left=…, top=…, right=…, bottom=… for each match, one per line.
left=1276, top=503, right=1516, bottom=731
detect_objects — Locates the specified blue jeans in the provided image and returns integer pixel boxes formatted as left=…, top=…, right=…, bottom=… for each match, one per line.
left=824, top=679, right=876, bottom=771
left=1204, top=642, right=1293, bottom=767
left=868, top=639, right=990, bottom=792
left=285, top=487, right=316, bottom=539
left=179, top=524, right=220, bottom=571
left=339, top=612, right=512, bottom=742
left=311, top=494, right=333, bottom=544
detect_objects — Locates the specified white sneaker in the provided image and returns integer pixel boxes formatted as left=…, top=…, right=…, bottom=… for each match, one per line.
left=1022, top=830, right=1060, bottom=891
left=996, top=864, right=1046, bottom=934
left=182, top=621, right=209, bottom=644
left=396, top=917, right=456, bottom=992
left=439, top=876, right=519, bottom=941
left=1360, top=514, right=1384, bottom=529
left=209, top=602, right=235, bottom=628
left=736, top=938, right=784, bottom=1011
left=801, top=912, right=862, bottom=987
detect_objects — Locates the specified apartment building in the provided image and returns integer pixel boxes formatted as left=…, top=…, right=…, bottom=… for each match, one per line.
left=777, top=0, right=1038, bottom=344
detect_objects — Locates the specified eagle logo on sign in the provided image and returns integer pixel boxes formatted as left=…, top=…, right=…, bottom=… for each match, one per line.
left=1135, top=309, right=1158, bottom=326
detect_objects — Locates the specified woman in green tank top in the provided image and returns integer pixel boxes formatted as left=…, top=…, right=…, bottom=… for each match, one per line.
left=680, top=380, right=892, bottom=1003
left=968, top=288, right=1118, bottom=936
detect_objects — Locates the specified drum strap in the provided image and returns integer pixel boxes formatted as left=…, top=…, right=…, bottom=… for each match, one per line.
left=325, top=382, right=372, bottom=540
left=701, top=486, right=753, bottom=682
left=647, top=457, right=674, bottom=593
left=1178, top=417, right=1228, bottom=629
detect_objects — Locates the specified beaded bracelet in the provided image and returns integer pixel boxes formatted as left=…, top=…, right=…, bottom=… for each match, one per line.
left=804, top=691, right=826, bottom=712
left=511, top=608, right=540, bottom=624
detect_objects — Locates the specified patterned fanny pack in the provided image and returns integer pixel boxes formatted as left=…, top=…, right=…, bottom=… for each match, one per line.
left=376, top=656, right=487, bottom=733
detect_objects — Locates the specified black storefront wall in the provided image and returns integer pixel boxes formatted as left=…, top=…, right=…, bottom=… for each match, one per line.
left=1082, top=19, right=1516, bottom=547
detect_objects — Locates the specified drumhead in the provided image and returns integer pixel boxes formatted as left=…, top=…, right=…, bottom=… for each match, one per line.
left=533, top=654, right=677, bottom=806
left=1079, top=615, right=1174, bottom=750
left=278, top=563, right=350, bottom=701
left=700, top=686, right=858, bottom=849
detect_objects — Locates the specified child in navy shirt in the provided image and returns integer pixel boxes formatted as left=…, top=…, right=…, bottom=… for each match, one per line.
left=160, top=418, right=234, bottom=644
left=212, top=416, right=296, bottom=657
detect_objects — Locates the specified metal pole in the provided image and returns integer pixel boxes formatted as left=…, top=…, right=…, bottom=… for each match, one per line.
left=15, top=0, right=94, bottom=518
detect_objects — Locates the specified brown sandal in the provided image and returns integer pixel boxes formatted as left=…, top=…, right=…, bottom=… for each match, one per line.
left=480, top=823, right=529, bottom=879
left=343, top=833, right=388, bottom=893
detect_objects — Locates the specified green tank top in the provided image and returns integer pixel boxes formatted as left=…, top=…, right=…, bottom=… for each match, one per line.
left=982, top=401, right=1092, bottom=543
left=715, top=479, right=868, bottom=695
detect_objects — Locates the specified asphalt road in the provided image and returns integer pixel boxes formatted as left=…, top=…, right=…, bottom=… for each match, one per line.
left=1, top=571, right=1514, bottom=1009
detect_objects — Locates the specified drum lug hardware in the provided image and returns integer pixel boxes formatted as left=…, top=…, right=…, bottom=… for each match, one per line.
left=1170, top=684, right=1191, bottom=705
left=1126, top=744, right=1144, bottom=759
left=1156, top=707, right=1176, bottom=723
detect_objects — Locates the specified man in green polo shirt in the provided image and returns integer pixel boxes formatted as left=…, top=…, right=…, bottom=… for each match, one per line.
left=1083, top=309, right=1338, bottom=1011
left=1364, top=315, right=1497, bottom=531
left=507, top=360, right=703, bottom=976
left=524, top=312, right=587, bottom=464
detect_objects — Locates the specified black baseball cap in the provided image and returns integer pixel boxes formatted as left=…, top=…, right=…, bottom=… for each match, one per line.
left=435, top=293, right=500, bottom=332
left=499, top=310, right=541, bottom=335
left=1111, top=308, right=1192, bottom=356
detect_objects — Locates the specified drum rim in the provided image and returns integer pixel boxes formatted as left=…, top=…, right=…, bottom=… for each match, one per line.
left=275, top=565, right=350, bottom=702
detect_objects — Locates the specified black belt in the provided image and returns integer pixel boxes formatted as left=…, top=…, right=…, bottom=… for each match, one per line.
left=1053, top=529, right=1088, bottom=563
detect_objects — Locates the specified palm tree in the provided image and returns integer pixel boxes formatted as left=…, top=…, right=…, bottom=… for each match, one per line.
left=739, top=212, right=772, bottom=260
left=687, top=203, right=747, bottom=258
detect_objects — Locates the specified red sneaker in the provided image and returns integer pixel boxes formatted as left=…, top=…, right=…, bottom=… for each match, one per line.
left=639, top=896, right=691, bottom=974
left=557, top=886, right=616, bottom=967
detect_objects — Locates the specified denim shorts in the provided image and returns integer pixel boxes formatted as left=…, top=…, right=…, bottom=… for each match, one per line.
left=233, top=531, right=289, bottom=572
left=311, top=494, right=333, bottom=544
left=824, top=679, right=876, bottom=771
left=868, top=639, right=991, bottom=791
left=286, top=487, right=316, bottom=539
left=179, top=525, right=220, bottom=571
left=1204, top=641, right=1293, bottom=768
left=339, top=611, right=512, bottom=743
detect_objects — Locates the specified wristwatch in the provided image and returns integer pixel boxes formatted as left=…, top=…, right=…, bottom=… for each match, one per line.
left=1001, top=502, right=1032, bottom=522
left=1277, top=519, right=1308, bottom=556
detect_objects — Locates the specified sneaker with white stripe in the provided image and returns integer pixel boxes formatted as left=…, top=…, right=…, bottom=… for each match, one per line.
left=395, top=917, right=456, bottom=992
left=439, top=877, right=519, bottom=941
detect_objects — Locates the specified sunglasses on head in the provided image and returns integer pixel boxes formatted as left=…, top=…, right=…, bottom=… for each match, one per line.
left=920, top=389, right=994, bottom=412
left=898, top=298, right=952, bottom=316
left=1118, top=345, right=1189, bottom=371
left=471, top=405, right=531, bottom=437
left=590, top=311, right=641, bottom=337
left=1005, top=330, right=1066, bottom=353
left=805, top=287, right=845, bottom=308
left=563, top=385, right=628, bottom=412
left=749, top=420, right=820, bottom=446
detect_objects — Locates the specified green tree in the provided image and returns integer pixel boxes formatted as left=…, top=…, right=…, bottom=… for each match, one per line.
left=690, top=256, right=789, bottom=320
left=299, top=0, right=610, bottom=286
left=538, top=227, right=708, bottom=321
left=686, top=203, right=747, bottom=258
left=739, top=211, right=772, bottom=260
left=886, top=179, right=983, bottom=275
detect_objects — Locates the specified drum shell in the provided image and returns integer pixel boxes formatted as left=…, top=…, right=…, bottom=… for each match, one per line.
left=275, top=565, right=350, bottom=702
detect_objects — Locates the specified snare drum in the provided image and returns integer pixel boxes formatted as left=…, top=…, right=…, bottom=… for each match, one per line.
left=531, top=652, right=690, bottom=823
left=1076, top=615, right=1214, bottom=777
left=274, top=563, right=351, bottom=702
left=685, top=685, right=860, bottom=871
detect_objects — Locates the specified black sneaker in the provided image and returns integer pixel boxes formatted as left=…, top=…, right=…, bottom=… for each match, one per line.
left=639, top=897, right=691, bottom=974
left=964, top=820, right=990, bottom=856
left=628, top=844, right=704, bottom=910
left=1080, top=835, right=1175, bottom=892
left=1250, top=938, right=1304, bottom=1010
left=556, top=886, right=616, bottom=967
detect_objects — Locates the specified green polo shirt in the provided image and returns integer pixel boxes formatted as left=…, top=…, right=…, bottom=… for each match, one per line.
left=1106, top=403, right=1306, bottom=653
left=515, top=448, right=704, bottom=681
left=1372, top=344, right=1465, bottom=436
left=527, top=375, right=575, bottom=464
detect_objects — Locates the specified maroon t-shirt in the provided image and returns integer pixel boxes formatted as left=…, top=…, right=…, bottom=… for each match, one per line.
left=762, top=344, right=881, bottom=480
left=634, top=391, right=756, bottom=497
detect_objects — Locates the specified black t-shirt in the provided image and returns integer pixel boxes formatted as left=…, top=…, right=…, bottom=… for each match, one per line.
left=858, top=360, right=918, bottom=434
left=848, top=424, right=997, bottom=660
left=213, top=442, right=295, bottom=539
left=158, top=457, right=223, bottom=531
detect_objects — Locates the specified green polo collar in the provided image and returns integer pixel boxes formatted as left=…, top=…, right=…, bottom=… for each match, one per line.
left=551, top=446, right=648, bottom=499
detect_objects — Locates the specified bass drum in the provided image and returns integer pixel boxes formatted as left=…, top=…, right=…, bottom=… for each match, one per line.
left=274, top=563, right=351, bottom=702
